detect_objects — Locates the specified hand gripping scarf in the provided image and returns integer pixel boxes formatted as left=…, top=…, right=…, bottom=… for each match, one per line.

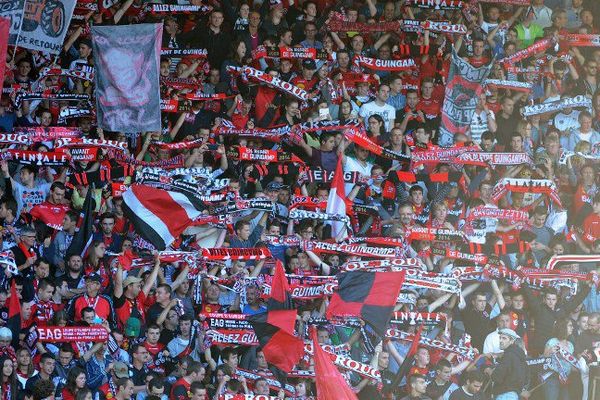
left=227, top=66, right=310, bottom=101
left=491, top=178, right=562, bottom=207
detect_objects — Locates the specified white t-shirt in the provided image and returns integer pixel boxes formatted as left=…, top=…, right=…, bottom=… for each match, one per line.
left=344, top=156, right=372, bottom=194
left=359, top=101, right=396, bottom=131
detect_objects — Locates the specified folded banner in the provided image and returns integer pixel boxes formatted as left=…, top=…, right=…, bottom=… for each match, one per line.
left=14, top=92, right=90, bottom=107
left=37, top=326, right=108, bottom=342
left=235, top=369, right=296, bottom=397
left=344, top=127, right=411, bottom=162
left=411, top=145, right=481, bottom=165
left=227, top=66, right=309, bottom=101
left=484, top=79, right=533, bottom=93
left=289, top=209, right=350, bottom=225
left=55, top=137, right=128, bottom=152
left=108, top=150, right=185, bottom=169
left=521, top=95, right=592, bottom=117
left=560, top=34, right=600, bottom=47
left=354, top=55, right=416, bottom=71
left=491, top=178, right=562, bottom=207
left=421, top=20, right=467, bottom=34
left=215, top=124, right=290, bottom=143
left=452, top=152, right=533, bottom=166
left=500, top=38, right=554, bottom=65
left=439, top=47, right=493, bottom=146
left=405, top=0, right=465, bottom=10
left=57, top=107, right=94, bottom=124
left=0, top=251, right=18, bottom=276
left=226, top=146, right=304, bottom=164
left=0, top=150, right=70, bottom=166
left=160, top=48, right=207, bottom=57
left=305, top=240, right=402, bottom=258
left=386, top=329, right=477, bottom=359
left=37, top=67, right=95, bottom=82
left=160, top=76, right=201, bottom=90
left=150, top=4, right=212, bottom=14
left=466, top=206, right=530, bottom=226
left=326, top=12, right=400, bottom=32
left=200, top=248, right=272, bottom=261
left=546, top=254, right=600, bottom=270
left=252, top=45, right=329, bottom=60
left=0, top=134, right=29, bottom=145
left=92, top=23, right=163, bottom=132
left=341, top=258, right=425, bottom=271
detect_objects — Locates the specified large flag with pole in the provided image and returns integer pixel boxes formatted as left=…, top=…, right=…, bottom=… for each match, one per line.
left=66, top=183, right=95, bottom=258
left=326, top=156, right=348, bottom=241
left=248, top=309, right=304, bottom=373
left=0, top=17, right=9, bottom=88
left=122, top=184, right=204, bottom=250
left=267, top=261, right=294, bottom=311
left=7, top=279, right=20, bottom=349
left=311, top=327, right=358, bottom=400
left=326, top=271, right=405, bottom=336
left=390, top=325, right=424, bottom=389
left=438, top=47, right=493, bottom=147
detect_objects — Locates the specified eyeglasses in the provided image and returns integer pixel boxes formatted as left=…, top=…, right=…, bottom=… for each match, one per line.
left=22, top=235, right=36, bottom=239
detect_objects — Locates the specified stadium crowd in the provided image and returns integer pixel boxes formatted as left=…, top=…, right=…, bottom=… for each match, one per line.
left=1, top=0, right=600, bottom=400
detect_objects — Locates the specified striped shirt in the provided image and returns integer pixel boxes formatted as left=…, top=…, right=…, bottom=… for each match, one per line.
left=469, top=109, right=495, bottom=144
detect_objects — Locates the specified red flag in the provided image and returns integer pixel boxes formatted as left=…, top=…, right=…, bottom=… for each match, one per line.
left=326, top=155, right=348, bottom=241
left=326, top=271, right=406, bottom=336
left=248, top=310, right=304, bottom=372
left=391, top=324, right=424, bottom=388
left=0, top=17, right=9, bottom=90
left=267, top=260, right=294, bottom=310
left=311, top=327, right=358, bottom=400
left=7, top=280, right=21, bottom=348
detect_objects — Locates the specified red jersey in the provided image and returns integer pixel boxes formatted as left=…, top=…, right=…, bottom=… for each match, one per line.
left=583, top=213, right=600, bottom=244
left=468, top=56, right=490, bottom=68
left=290, top=76, right=318, bottom=92
left=31, top=300, right=62, bottom=326
left=417, top=98, right=441, bottom=119
left=70, top=294, right=113, bottom=322
left=171, top=377, right=192, bottom=400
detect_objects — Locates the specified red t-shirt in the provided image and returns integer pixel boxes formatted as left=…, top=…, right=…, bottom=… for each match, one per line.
left=171, top=377, right=192, bottom=400
left=583, top=213, right=600, bottom=243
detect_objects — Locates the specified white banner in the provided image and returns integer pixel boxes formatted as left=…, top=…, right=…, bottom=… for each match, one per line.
left=16, top=0, right=76, bottom=54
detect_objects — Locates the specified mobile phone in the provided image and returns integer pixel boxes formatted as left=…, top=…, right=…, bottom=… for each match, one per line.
left=319, top=108, right=330, bottom=119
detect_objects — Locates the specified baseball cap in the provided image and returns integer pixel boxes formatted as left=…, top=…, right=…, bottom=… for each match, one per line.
left=498, top=328, right=520, bottom=340
left=125, top=317, right=141, bottom=337
left=84, top=273, right=102, bottom=283
left=123, top=275, right=142, bottom=288
left=113, top=361, right=129, bottom=378
left=302, top=59, right=317, bottom=70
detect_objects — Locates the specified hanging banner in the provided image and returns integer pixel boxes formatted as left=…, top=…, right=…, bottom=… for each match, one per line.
left=0, top=0, right=24, bottom=45
left=92, top=23, right=163, bottom=132
left=37, top=326, right=109, bottom=342
left=16, top=0, right=76, bottom=54
left=438, top=47, right=493, bottom=146
left=0, top=16, right=8, bottom=88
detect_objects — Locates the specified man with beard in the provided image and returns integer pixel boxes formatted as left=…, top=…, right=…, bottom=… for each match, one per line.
left=57, top=254, right=85, bottom=300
